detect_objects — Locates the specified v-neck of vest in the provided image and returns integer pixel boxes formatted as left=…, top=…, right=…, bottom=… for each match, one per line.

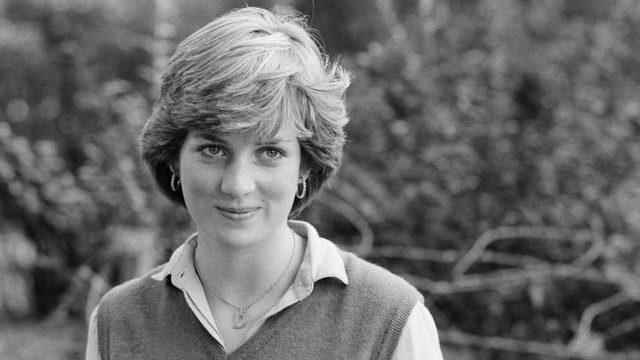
left=221, top=294, right=306, bottom=358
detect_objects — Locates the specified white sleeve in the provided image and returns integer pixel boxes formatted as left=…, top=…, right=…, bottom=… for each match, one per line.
left=85, top=305, right=102, bottom=360
left=391, top=302, right=444, bottom=360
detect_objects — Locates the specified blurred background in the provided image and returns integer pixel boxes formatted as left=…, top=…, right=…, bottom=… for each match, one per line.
left=1, top=0, right=640, bottom=359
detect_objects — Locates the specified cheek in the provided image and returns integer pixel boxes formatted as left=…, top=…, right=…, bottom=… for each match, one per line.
left=180, top=162, right=218, bottom=197
left=261, top=168, right=300, bottom=201
left=263, top=175, right=297, bottom=197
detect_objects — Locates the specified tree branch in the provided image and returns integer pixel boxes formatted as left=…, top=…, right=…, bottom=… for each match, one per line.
left=452, top=226, right=568, bottom=277
left=441, top=329, right=640, bottom=359
left=571, top=292, right=629, bottom=347
left=402, top=265, right=611, bottom=295
left=605, top=313, right=640, bottom=340
left=316, top=194, right=375, bottom=256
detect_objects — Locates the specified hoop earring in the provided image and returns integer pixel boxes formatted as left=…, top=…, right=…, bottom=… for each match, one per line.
left=169, top=166, right=180, bottom=192
left=296, top=177, right=307, bottom=199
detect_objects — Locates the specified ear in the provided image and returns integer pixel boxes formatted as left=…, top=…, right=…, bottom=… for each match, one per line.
left=299, top=167, right=310, bottom=181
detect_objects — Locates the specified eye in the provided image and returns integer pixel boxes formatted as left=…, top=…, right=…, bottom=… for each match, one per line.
left=199, top=144, right=226, bottom=158
left=259, top=147, right=285, bottom=161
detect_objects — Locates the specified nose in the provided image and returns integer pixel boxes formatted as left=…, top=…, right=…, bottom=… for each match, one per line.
left=219, top=156, right=256, bottom=197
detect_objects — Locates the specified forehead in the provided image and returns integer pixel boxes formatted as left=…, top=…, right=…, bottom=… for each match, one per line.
left=190, top=122, right=298, bottom=143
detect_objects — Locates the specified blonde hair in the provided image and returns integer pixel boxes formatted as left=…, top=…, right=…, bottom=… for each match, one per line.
left=140, top=7, right=351, bottom=215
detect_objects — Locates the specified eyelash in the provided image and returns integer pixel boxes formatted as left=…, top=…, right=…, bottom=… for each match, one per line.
left=259, top=147, right=285, bottom=160
left=196, top=144, right=286, bottom=161
left=198, top=144, right=226, bottom=158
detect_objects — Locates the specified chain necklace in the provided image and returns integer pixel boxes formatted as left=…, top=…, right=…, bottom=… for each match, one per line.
left=204, top=230, right=297, bottom=329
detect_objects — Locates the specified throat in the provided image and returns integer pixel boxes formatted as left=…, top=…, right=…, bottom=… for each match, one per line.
left=193, top=229, right=300, bottom=312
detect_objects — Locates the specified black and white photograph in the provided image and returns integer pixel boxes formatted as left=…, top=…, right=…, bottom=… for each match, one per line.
left=0, top=1, right=639, bottom=359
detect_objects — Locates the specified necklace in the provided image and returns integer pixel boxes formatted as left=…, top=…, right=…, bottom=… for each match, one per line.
left=205, top=230, right=297, bottom=329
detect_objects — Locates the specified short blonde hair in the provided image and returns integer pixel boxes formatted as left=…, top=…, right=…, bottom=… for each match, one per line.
left=140, top=7, right=351, bottom=215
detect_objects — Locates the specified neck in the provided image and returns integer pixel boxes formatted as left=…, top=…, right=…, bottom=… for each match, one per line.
left=194, top=224, right=296, bottom=303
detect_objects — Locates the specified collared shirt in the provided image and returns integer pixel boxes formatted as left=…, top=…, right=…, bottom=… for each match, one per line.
left=86, top=220, right=443, bottom=360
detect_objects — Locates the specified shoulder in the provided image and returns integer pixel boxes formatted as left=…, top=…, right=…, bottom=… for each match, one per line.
left=98, top=264, right=167, bottom=312
left=333, top=250, right=428, bottom=358
left=339, top=250, right=423, bottom=306
left=392, top=302, right=444, bottom=360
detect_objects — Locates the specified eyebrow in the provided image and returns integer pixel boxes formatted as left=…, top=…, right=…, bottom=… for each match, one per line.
left=193, top=132, right=226, bottom=143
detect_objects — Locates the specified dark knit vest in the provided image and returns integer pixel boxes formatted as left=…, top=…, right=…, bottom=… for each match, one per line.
left=97, top=250, right=422, bottom=360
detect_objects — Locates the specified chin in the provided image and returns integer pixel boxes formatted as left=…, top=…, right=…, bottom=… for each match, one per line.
left=210, top=224, right=264, bottom=248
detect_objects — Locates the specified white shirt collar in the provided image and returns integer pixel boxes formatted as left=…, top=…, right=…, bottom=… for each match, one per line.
left=151, top=220, right=349, bottom=287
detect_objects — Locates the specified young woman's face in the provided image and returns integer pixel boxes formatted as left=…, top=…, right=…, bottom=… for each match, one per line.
left=178, top=125, right=302, bottom=248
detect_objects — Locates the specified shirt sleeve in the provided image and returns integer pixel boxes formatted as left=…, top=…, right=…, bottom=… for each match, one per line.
left=391, top=302, right=444, bottom=360
left=85, top=305, right=102, bottom=360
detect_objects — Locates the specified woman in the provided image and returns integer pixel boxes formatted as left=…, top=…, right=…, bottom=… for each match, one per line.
left=86, top=7, right=443, bottom=359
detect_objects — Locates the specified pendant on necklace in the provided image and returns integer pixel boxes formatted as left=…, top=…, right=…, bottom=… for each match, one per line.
left=232, top=309, right=249, bottom=329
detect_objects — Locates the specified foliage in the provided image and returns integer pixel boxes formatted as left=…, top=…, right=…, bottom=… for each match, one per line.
left=0, top=0, right=159, bottom=315
left=303, top=0, right=640, bottom=357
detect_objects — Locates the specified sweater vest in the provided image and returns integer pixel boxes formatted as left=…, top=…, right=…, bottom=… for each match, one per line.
left=97, top=250, right=423, bottom=360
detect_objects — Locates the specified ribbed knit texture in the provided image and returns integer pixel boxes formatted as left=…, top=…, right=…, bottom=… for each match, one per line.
left=97, top=250, right=422, bottom=360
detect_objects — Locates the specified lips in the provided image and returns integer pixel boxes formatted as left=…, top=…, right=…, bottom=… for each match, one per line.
left=216, top=205, right=261, bottom=220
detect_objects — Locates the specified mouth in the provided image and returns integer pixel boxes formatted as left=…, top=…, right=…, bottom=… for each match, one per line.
left=216, top=206, right=261, bottom=220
